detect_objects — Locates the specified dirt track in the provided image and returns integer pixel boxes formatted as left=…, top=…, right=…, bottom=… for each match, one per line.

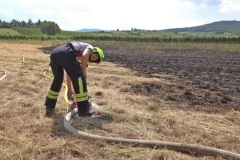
left=104, top=50, right=240, bottom=113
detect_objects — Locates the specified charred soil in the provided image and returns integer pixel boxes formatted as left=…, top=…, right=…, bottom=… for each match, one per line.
left=104, top=50, right=240, bottom=114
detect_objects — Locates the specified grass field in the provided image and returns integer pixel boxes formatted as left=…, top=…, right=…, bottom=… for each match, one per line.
left=0, top=28, right=22, bottom=35
left=0, top=27, right=238, bottom=38
left=0, top=40, right=240, bottom=159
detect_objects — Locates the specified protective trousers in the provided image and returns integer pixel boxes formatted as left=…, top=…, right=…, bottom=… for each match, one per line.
left=44, top=43, right=89, bottom=115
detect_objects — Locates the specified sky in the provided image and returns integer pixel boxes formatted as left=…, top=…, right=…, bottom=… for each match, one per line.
left=0, top=0, right=240, bottom=31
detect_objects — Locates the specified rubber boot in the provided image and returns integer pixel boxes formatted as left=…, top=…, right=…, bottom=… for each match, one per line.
left=78, top=101, right=95, bottom=117
left=46, top=106, right=55, bottom=117
left=89, top=101, right=92, bottom=108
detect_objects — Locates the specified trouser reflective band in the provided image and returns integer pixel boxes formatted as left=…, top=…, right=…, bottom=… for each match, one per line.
left=47, top=90, right=59, bottom=100
left=76, top=92, right=88, bottom=101
left=75, top=77, right=88, bottom=102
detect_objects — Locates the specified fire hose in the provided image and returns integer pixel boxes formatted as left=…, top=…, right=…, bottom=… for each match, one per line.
left=22, top=56, right=71, bottom=105
left=65, top=109, right=240, bottom=159
left=0, top=70, right=7, bottom=81
left=43, top=71, right=71, bottom=105
left=23, top=56, right=240, bottom=159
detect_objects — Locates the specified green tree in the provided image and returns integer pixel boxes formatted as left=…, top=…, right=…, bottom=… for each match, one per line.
left=40, top=21, right=61, bottom=35
left=36, top=19, right=41, bottom=27
left=10, top=19, right=20, bottom=27
left=20, top=21, right=27, bottom=27
left=27, top=18, right=33, bottom=27
left=1, top=21, right=10, bottom=28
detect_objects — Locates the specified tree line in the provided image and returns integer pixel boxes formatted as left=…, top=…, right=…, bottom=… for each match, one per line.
left=0, top=19, right=61, bottom=35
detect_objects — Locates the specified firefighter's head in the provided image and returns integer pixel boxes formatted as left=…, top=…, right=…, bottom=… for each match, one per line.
left=89, top=47, right=104, bottom=64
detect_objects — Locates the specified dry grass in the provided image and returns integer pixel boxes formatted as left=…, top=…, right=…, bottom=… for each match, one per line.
left=0, top=41, right=240, bottom=160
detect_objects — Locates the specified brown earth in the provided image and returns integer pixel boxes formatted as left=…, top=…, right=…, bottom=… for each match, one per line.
left=103, top=49, right=240, bottom=114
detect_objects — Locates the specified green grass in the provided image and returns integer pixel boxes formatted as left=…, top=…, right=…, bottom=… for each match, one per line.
left=12, top=27, right=44, bottom=35
left=0, top=28, right=22, bottom=35
left=1, top=27, right=239, bottom=38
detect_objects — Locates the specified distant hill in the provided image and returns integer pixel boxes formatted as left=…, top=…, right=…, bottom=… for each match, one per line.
left=76, top=28, right=110, bottom=32
left=76, top=21, right=240, bottom=35
left=161, top=20, right=240, bottom=35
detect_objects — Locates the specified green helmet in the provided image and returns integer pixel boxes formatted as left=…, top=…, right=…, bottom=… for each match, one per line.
left=90, top=47, right=104, bottom=64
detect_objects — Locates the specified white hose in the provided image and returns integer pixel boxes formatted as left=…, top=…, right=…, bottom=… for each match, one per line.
left=0, top=70, right=7, bottom=81
left=64, top=108, right=240, bottom=159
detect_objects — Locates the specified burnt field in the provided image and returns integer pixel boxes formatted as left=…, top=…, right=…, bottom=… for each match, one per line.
left=104, top=50, right=240, bottom=114
left=1, top=42, right=240, bottom=159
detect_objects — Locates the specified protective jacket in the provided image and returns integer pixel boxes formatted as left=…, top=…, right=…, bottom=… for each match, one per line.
left=69, top=41, right=93, bottom=57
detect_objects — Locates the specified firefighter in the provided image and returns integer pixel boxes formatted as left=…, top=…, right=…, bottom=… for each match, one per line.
left=44, top=41, right=104, bottom=117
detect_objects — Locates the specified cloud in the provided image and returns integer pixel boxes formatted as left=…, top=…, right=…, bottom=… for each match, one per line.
left=182, top=0, right=222, bottom=6
left=220, top=0, right=240, bottom=12
left=0, top=0, right=240, bottom=31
